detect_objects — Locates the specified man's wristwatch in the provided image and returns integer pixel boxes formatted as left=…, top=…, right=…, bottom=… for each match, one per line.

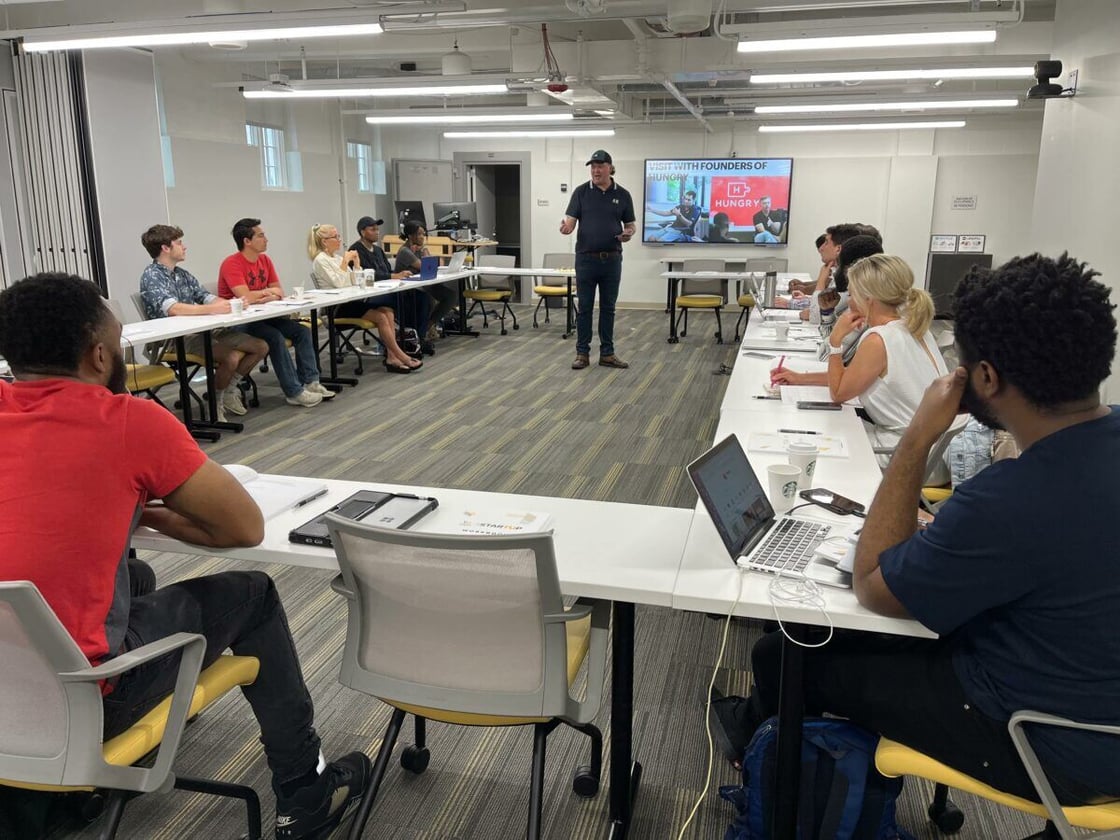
left=827, top=343, right=844, bottom=356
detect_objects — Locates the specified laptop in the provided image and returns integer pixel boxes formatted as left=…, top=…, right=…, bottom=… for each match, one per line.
left=688, top=434, right=847, bottom=585
left=418, top=255, right=440, bottom=280
left=445, top=251, right=468, bottom=272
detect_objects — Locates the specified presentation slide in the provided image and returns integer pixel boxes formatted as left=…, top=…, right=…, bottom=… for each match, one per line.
left=642, top=158, right=793, bottom=246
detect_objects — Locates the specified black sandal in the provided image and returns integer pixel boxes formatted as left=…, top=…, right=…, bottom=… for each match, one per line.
left=383, top=360, right=412, bottom=374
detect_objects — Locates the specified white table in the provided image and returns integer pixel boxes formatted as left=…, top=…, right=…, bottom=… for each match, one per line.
left=737, top=304, right=824, bottom=354
left=719, top=346, right=826, bottom=413
left=672, top=381, right=933, bottom=837
left=132, top=478, right=693, bottom=839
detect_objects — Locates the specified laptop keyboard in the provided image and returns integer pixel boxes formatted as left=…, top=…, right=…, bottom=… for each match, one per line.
left=746, top=519, right=831, bottom=574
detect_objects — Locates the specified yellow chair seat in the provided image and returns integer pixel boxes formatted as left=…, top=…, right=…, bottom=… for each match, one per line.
left=387, top=616, right=591, bottom=727
left=921, top=486, right=953, bottom=504
left=738, top=294, right=756, bottom=307
left=333, top=317, right=376, bottom=330
left=161, top=351, right=208, bottom=368
left=125, top=364, right=176, bottom=393
left=464, top=289, right=511, bottom=302
left=876, top=738, right=1120, bottom=832
left=677, top=295, right=723, bottom=309
left=0, top=655, right=260, bottom=793
left=534, top=286, right=570, bottom=297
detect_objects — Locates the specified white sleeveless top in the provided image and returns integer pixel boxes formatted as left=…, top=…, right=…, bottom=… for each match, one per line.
left=858, top=319, right=948, bottom=452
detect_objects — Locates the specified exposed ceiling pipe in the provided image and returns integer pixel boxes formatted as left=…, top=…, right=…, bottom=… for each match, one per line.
left=662, top=77, right=713, bottom=132
left=378, top=0, right=758, bottom=30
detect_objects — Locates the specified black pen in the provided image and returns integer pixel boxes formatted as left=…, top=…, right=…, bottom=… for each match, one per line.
left=295, top=487, right=329, bottom=508
left=778, top=428, right=820, bottom=435
left=753, top=395, right=781, bottom=400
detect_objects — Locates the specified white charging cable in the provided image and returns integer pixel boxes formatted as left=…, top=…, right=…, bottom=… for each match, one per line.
left=768, top=571, right=835, bottom=649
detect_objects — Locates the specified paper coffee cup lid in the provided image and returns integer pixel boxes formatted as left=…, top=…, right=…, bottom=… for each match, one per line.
left=788, top=441, right=818, bottom=452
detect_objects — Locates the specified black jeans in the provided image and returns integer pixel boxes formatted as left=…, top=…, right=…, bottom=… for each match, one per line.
left=575, top=253, right=622, bottom=357
left=745, top=629, right=1043, bottom=802
left=102, top=571, right=321, bottom=792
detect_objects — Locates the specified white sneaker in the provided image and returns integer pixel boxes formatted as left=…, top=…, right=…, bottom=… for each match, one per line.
left=215, top=402, right=228, bottom=423
left=285, top=389, right=323, bottom=408
left=222, top=386, right=248, bottom=416
left=306, top=381, right=336, bottom=400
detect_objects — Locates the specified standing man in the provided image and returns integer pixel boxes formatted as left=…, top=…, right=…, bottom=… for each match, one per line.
left=218, top=218, right=332, bottom=407
left=0, top=274, right=372, bottom=839
left=139, top=224, right=269, bottom=422
left=560, top=149, right=636, bottom=370
left=646, top=189, right=700, bottom=242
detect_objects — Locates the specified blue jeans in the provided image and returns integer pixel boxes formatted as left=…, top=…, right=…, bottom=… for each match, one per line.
left=103, top=571, right=321, bottom=793
left=575, top=254, right=622, bottom=357
left=754, top=231, right=780, bottom=244
left=244, top=317, right=318, bottom=398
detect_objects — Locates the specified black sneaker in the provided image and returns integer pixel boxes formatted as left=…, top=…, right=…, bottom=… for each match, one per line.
left=275, top=752, right=372, bottom=840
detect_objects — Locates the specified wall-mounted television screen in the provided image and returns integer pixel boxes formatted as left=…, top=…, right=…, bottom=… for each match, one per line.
left=642, top=158, right=793, bottom=246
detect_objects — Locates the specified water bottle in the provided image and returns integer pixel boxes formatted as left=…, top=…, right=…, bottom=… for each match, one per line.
left=763, top=272, right=777, bottom=308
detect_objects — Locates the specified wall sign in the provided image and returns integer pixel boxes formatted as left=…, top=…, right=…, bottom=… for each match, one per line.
left=957, top=234, right=987, bottom=253
left=930, top=235, right=959, bottom=253
left=952, top=195, right=978, bottom=210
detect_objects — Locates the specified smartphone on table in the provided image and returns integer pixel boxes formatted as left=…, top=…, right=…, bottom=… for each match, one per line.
left=799, top=488, right=865, bottom=516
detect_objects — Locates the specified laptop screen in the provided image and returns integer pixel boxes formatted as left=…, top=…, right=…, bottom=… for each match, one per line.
left=687, top=434, right=776, bottom=559
left=446, top=251, right=467, bottom=271
left=419, top=256, right=439, bottom=279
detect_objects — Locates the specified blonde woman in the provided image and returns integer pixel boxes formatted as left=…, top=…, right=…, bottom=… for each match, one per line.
left=823, top=253, right=948, bottom=456
left=307, top=224, right=420, bottom=373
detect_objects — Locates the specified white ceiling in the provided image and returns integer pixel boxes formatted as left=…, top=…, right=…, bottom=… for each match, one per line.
left=0, top=0, right=1058, bottom=127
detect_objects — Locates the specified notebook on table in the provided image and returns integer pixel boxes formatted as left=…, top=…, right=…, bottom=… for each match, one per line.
left=687, top=434, right=848, bottom=587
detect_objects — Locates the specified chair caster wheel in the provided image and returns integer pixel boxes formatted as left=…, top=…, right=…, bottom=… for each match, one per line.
left=572, top=765, right=600, bottom=798
left=500, top=328, right=508, bottom=336
left=249, top=398, right=260, bottom=408
left=667, top=337, right=679, bottom=344
left=928, top=799, right=964, bottom=833
left=513, top=324, right=519, bottom=330
left=354, top=368, right=363, bottom=376
left=401, top=746, right=430, bottom=774
left=533, top=323, right=539, bottom=329
left=680, top=330, right=688, bottom=337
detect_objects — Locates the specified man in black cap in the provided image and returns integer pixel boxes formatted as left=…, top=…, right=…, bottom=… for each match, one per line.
left=560, top=149, right=637, bottom=370
left=350, top=216, right=412, bottom=283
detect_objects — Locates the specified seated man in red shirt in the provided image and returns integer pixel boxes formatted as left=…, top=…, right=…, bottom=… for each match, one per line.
left=0, top=274, right=370, bottom=840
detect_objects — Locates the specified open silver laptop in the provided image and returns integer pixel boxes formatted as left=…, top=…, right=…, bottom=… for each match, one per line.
left=445, top=251, right=467, bottom=272
left=688, top=434, right=846, bottom=585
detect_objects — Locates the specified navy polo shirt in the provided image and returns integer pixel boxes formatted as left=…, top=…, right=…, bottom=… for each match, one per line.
left=565, top=179, right=636, bottom=254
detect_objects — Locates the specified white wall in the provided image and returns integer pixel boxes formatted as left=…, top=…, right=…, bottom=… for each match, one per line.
left=82, top=49, right=168, bottom=308
left=375, top=119, right=1042, bottom=305
left=1030, top=0, right=1120, bottom=400
left=145, top=51, right=1044, bottom=309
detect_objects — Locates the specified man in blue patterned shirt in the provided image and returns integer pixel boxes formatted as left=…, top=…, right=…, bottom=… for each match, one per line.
left=139, top=224, right=268, bottom=422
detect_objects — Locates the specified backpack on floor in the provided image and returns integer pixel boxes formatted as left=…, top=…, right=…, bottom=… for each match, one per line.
left=720, top=716, right=914, bottom=840
left=397, top=327, right=421, bottom=355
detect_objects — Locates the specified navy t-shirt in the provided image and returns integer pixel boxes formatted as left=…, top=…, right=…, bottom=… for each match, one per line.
left=565, top=180, right=636, bottom=254
left=880, top=406, right=1120, bottom=796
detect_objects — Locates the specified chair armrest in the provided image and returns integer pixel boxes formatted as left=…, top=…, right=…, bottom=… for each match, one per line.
left=330, top=574, right=356, bottom=599
left=543, top=598, right=595, bottom=623
left=65, top=633, right=207, bottom=794
left=1007, top=710, right=1120, bottom=837
left=58, top=632, right=205, bottom=682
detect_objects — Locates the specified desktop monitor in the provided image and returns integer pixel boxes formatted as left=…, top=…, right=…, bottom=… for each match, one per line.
left=432, top=201, right=477, bottom=232
left=394, top=200, right=426, bottom=232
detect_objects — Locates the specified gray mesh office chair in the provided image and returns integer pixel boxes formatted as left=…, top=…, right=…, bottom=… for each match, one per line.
left=0, top=581, right=261, bottom=839
left=324, top=520, right=610, bottom=840
left=676, top=258, right=727, bottom=344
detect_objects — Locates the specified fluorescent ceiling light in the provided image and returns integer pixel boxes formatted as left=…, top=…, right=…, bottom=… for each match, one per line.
left=366, top=111, right=574, bottom=125
left=737, top=30, right=997, bottom=54
left=759, top=121, right=966, bottom=133
left=755, top=98, right=1016, bottom=114
left=750, top=66, right=1035, bottom=84
left=244, top=84, right=508, bottom=100
left=22, top=23, right=382, bottom=52
left=443, top=129, right=616, bottom=138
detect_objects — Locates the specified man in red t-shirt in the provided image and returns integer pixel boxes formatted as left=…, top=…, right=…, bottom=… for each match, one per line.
left=218, top=217, right=333, bottom=408
left=0, top=275, right=370, bottom=839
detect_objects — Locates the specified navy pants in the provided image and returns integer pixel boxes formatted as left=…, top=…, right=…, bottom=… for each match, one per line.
left=575, top=253, right=622, bottom=357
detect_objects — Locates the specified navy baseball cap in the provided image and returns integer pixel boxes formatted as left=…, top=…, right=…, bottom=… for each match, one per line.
left=356, top=216, right=384, bottom=232
left=585, top=149, right=612, bottom=165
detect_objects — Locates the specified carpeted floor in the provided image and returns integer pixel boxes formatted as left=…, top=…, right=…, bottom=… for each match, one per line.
left=41, top=306, right=1050, bottom=839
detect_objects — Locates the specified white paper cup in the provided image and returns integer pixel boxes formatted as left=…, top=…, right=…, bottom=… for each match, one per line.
left=292, top=285, right=305, bottom=299
left=229, top=298, right=244, bottom=316
left=774, top=322, right=790, bottom=342
left=787, top=441, right=819, bottom=491
left=363, top=269, right=376, bottom=288
left=767, top=464, right=802, bottom=513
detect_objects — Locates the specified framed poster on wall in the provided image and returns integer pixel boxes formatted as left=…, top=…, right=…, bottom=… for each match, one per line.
left=930, top=235, right=958, bottom=253
left=958, top=234, right=986, bottom=253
